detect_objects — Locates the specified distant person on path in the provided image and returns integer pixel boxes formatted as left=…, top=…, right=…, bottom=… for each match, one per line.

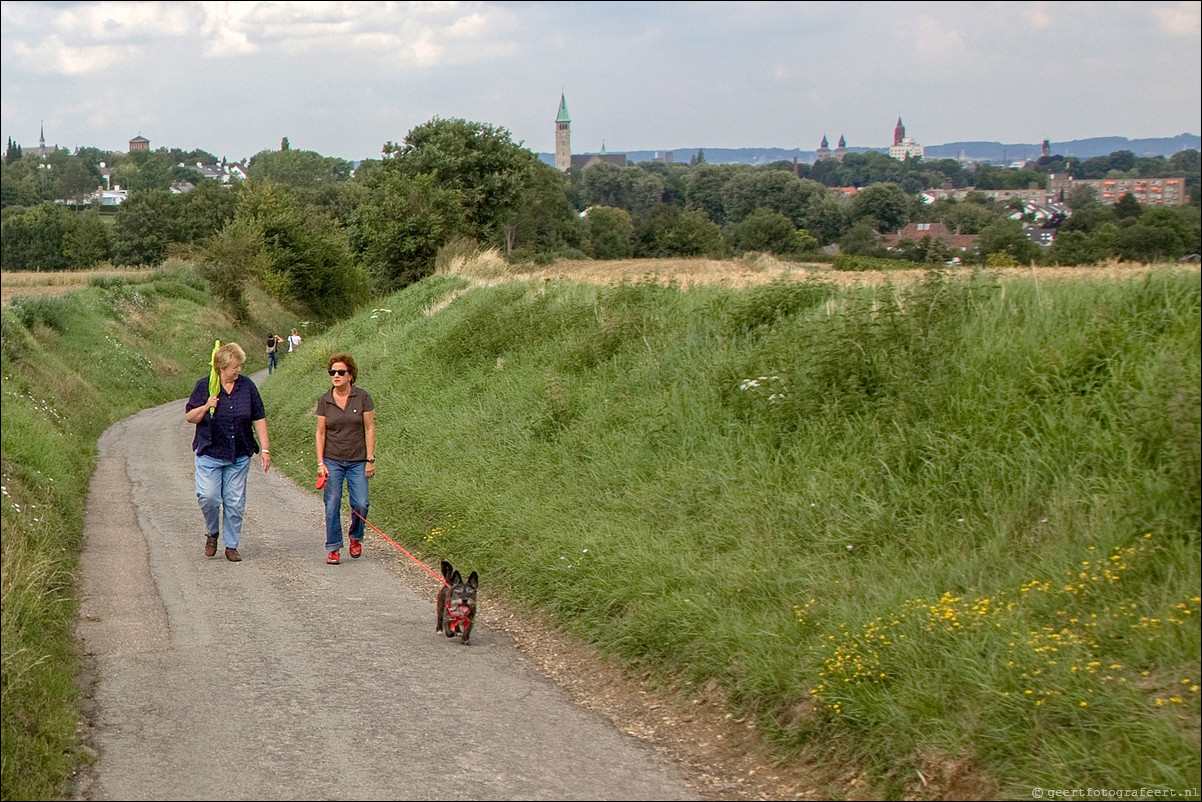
left=288, top=328, right=302, bottom=354
left=266, top=333, right=281, bottom=374
left=185, top=342, right=271, bottom=562
left=315, top=352, right=375, bottom=564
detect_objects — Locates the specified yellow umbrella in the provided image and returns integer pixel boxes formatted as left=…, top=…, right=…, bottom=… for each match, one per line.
left=208, top=340, right=221, bottom=414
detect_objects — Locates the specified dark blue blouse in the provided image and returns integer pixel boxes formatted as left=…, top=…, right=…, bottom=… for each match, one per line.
left=186, top=374, right=266, bottom=462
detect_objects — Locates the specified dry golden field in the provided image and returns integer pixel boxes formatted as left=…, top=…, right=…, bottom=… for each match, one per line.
left=4, top=258, right=1197, bottom=306
left=451, top=253, right=1201, bottom=290
left=0, top=268, right=158, bottom=305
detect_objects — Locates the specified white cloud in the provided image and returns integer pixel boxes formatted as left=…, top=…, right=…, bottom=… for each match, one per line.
left=1024, top=2, right=1054, bottom=30
left=910, top=15, right=970, bottom=65
left=408, top=30, right=445, bottom=67
left=57, top=1, right=197, bottom=41
left=11, top=37, right=131, bottom=75
left=1153, top=1, right=1201, bottom=36
left=190, top=1, right=511, bottom=65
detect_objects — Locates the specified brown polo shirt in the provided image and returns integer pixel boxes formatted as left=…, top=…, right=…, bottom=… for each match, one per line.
left=317, top=386, right=374, bottom=462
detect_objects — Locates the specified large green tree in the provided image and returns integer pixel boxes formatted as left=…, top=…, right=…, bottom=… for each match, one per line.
left=235, top=181, right=369, bottom=319
left=735, top=207, right=799, bottom=256
left=721, top=170, right=826, bottom=227
left=247, top=149, right=353, bottom=188
left=349, top=170, right=466, bottom=290
left=850, top=182, right=911, bottom=232
left=196, top=216, right=268, bottom=322
left=62, top=208, right=112, bottom=269
left=110, top=190, right=178, bottom=265
left=382, top=117, right=536, bottom=246
left=635, top=207, right=727, bottom=258
left=503, top=160, right=582, bottom=258
left=0, top=202, right=71, bottom=270
left=974, top=218, right=1039, bottom=264
left=578, top=162, right=666, bottom=219
left=684, top=164, right=733, bottom=224
left=583, top=205, right=633, bottom=259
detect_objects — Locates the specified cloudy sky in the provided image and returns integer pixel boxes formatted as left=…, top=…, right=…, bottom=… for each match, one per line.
left=1, top=1, right=1199, bottom=163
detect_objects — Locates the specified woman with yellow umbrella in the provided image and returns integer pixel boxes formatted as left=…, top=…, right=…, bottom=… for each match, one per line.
left=184, top=341, right=271, bottom=561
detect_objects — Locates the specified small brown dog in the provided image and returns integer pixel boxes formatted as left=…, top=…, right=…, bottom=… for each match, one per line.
left=436, top=560, right=478, bottom=645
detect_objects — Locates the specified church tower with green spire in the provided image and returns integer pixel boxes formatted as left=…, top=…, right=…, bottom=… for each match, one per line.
left=555, top=94, right=571, bottom=172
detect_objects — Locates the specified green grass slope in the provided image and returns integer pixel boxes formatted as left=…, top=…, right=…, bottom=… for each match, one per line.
left=263, top=268, right=1201, bottom=797
left=0, top=264, right=299, bottom=800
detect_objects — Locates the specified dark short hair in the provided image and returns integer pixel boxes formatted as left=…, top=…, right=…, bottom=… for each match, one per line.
left=327, top=352, right=357, bottom=383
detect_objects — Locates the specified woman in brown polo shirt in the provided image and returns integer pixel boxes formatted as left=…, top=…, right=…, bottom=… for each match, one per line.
left=315, top=352, right=375, bottom=564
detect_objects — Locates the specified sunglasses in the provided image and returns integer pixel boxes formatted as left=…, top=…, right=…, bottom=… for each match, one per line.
left=328, top=369, right=349, bottom=376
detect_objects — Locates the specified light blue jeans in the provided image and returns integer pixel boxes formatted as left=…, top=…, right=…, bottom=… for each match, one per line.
left=195, top=454, right=251, bottom=549
left=323, top=459, right=368, bottom=552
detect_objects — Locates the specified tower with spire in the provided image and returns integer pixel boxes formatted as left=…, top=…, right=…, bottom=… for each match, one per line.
left=816, top=135, right=832, bottom=161
left=834, top=135, right=848, bottom=162
left=555, top=94, right=571, bottom=172
left=28, top=121, right=58, bottom=160
left=889, top=117, right=923, bottom=161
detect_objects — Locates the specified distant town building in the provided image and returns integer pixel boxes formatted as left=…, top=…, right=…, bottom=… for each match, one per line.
left=27, top=122, right=60, bottom=160
left=176, top=159, right=247, bottom=184
left=815, top=134, right=849, bottom=163
left=879, top=222, right=977, bottom=252
left=922, top=184, right=1065, bottom=206
left=74, top=184, right=128, bottom=207
left=1046, top=174, right=1187, bottom=206
left=555, top=93, right=627, bottom=170
left=816, top=135, right=831, bottom=162
left=888, top=117, right=924, bottom=161
left=129, top=135, right=150, bottom=153
left=834, top=134, right=848, bottom=161
left=571, top=143, right=627, bottom=170
left=555, top=94, right=571, bottom=172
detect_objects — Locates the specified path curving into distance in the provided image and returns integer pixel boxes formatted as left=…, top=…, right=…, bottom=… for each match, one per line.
left=75, top=377, right=697, bottom=801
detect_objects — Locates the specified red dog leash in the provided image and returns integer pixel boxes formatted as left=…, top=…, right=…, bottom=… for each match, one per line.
left=352, top=509, right=450, bottom=588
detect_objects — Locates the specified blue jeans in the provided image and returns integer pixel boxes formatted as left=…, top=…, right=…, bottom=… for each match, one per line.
left=195, top=454, right=251, bottom=549
left=323, top=459, right=368, bottom=551
left=267, top=351, right=278, bottom=373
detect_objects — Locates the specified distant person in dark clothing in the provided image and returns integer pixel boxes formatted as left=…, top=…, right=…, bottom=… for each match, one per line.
left=266, top=333, right=281, bottom=374
left=185, top=342, right=271, bottom=562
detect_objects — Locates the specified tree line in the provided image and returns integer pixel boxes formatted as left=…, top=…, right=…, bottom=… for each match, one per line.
left=2, top=118, right=1199, bottom=321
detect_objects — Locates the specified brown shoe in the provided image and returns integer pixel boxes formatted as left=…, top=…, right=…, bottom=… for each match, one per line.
left=205, top=534, right=219, bottom=558
left=225, top=547, right=242, bottom=562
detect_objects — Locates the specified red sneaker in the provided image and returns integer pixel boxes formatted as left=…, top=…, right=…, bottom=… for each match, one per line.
left=327, top=550, right=341, bottom=565
left=349, top=539, right=362, bottom=558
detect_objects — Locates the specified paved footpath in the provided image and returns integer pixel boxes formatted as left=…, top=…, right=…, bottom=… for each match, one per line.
left=76, top=380, right=698, bottom=801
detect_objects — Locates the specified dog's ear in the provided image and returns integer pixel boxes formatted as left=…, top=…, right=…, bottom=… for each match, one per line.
left=441, top=561, right=453, bottom=579
left=467, top=571, right=479, bottom=589
left=451, top=570, right=462, bottom=585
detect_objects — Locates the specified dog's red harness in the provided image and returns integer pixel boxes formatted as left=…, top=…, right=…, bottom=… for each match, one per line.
left=445, top=601, right=472, bottom=634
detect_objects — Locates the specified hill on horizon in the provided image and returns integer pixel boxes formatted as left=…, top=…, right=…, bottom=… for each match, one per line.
left=536, top=133, right=1200, bottom=167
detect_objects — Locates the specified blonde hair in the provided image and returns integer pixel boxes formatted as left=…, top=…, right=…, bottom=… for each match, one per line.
left=213, top=342, right=247, bottom=371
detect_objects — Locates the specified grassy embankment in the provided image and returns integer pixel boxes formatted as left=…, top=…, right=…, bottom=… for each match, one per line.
left=0, top=262, right=299, bottom=800
left=262, top=259, right=1200, bottom=797
left=1, top=257, right=1198, bottom=799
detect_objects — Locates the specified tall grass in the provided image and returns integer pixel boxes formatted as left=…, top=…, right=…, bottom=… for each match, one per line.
left=264, top=266, right=1200, bottom=796
left=0, top=267, right=298, bottom=800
